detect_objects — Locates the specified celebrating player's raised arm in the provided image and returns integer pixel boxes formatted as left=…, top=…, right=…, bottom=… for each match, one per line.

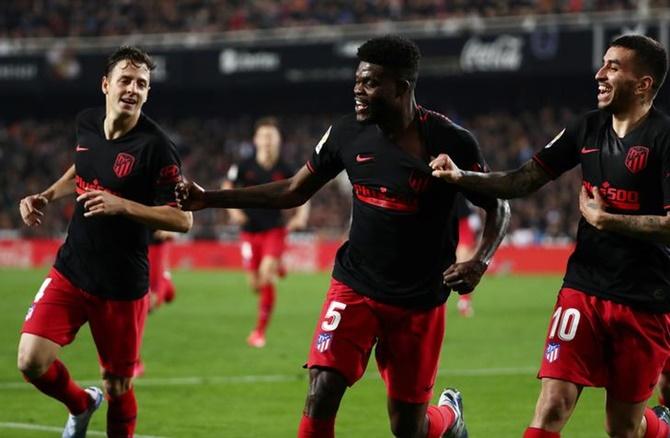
left=430, top=153, right=552, bottom=199
left=19, top=164, right=76, bottom=226
left=176, top=165, right=326, bottom=211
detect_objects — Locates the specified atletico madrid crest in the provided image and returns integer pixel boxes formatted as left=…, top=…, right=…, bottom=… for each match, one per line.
left=625, top=146, right=649, bottom=174
left=545, top=342, right=560, bottom=363
left=113, top=152, right=135, bottom=178
left=315, top=333, right=332, bottom=353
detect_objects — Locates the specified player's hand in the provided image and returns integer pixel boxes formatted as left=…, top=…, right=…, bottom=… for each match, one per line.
left=429, top=153, right=462, bottom=183
left=228, top=210, right=248, bottom=226
left=175, top=180, right=207, bottom=211
left=579, top=185, right=608, bottom=230
left=19, top=194, right=49, bottom=227
left=76, top=190, right=127, bottom=217
left=442, top=260, right=487, bottom=294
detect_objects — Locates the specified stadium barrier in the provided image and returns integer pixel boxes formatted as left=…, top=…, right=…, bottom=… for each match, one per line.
left=0, top=239, right=572, bottom=274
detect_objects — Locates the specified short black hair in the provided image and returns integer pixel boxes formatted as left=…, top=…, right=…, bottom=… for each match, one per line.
left=254, top=116, right=280, bottom=133
left=104, top=46, right=156, bottom=76
left=357, top=35, right=421, bottom=85
left=610, top=34, right=668, bottom=95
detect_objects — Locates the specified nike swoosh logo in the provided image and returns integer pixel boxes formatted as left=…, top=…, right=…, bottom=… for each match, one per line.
left=580, top=147, right=599, bottom=154
left=75, top=145, right=89, bottom=152
left=356, top=154, right=374, bottom=163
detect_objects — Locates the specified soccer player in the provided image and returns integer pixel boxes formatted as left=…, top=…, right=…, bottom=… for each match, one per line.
left=431, top=34, right=670, bottom=438
left=454, top=195, right=478, bottom=318
left=148, top=230, right=177, bottom=310
left=17, top=46, right=192, bottom=438
left=222, top=117, right=310, bottom=348
left=177, top=35, right=510, bottom=438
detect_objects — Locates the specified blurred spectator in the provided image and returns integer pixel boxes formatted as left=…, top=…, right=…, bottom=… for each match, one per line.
left=0, top=0, right=646, bottom=39
left=1, top=106, right=585, bottom=243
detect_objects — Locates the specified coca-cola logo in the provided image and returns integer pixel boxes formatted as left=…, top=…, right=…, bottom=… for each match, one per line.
left=460, top=35, right=524, bottom=72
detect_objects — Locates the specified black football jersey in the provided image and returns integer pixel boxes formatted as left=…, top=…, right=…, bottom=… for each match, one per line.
left=307, top=107, right=495, bottom=309
left=534, top=107, right=670, bottom=313
left=54, top=107, right=182, bottom=300
left=227, top=158, right=294, bottom=232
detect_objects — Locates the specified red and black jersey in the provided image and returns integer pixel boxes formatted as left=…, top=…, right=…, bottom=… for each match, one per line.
left=226, top=157, right=294, bottom=232
left=534, top=107, right=670, bottom=313
left=54, top=107, right=182, bottom=300
left=307, top=107, right=494, bottom=309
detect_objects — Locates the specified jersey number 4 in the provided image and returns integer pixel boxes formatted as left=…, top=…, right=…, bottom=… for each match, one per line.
left=321, top=301, right=347, bottom=331
left=548, top=307, right=581, bottom=341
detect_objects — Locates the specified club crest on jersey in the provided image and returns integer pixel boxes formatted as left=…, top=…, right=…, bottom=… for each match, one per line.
left=113, top=153, right=135, bottom=178
left=315, top=333, right=332, bottom=353
left=625, top=146, right=649, bottom=174
left=409, top=170, right=431, bottom=193
left=545, top=342, right=560, bottom=363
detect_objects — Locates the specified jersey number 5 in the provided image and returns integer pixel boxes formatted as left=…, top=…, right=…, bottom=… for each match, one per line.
left=548, top=307, right=581, bottom=341
left=321, top=301, right=347, bottom=331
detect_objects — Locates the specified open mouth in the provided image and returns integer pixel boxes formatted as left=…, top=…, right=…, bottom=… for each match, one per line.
left=120, top=97, right=137, bottom=106
left=355, top=98, right=369, bottom=112
left=597, top=83, right=612, bottom=99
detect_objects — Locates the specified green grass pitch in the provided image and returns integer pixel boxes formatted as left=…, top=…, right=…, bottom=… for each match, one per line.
left=0, top=268, right=620, bottom=437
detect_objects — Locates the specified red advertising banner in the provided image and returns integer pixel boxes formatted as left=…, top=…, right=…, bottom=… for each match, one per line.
left=1, top=239, right=573, bottom=275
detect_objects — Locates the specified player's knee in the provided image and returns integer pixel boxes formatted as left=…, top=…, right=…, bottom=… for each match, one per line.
left=604, top=416, right=638, bottom=438
left=103, top=376, right=132, bottom=397
left=17, top=348, right=50, bottom=379
left=304, top=368, right=347, bottom=416
left=535, top=392, right=575, bottom=426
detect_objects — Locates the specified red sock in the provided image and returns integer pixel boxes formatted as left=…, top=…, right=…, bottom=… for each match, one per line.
left=26, top=359, right=90, bottom=415
left=523, top=427, right=560, bottom=437
left=426, top=405, right=456, bottom=438
left=256, top=283, right=275, bottom=334
left=645, top=407, right=670, bottom=438
left=107, top=388, right=137, bottom=438
left=298, top=415, right=335, bottom=438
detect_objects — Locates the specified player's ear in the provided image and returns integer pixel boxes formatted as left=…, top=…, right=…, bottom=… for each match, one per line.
left=396, top=79, right=411, bottom=97
left=636, top=75, right=653, bottom=96
left=101, top=76, right=109, bottom=95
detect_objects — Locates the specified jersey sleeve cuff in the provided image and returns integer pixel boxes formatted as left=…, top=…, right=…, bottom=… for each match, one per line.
left=306, top=160, right=316, bottom=174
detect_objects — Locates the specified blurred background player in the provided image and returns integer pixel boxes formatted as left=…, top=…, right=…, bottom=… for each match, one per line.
left=454, top=194, right=480, bottom=318
left=223, top=117, right=310, bottom=348
left=17, top=46, right=192, bottom=437
left=148, top=229, right=177, bottom=310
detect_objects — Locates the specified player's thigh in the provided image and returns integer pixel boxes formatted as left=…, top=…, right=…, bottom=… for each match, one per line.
left=240, top=232, right=262, bottom=272
left=306, top=279, right=379, bottom=386
left=258, top=255, right=280, bottom=284
left=375, top=304, right=445, bottom=404
left=21, top=267, right=88, bottom=348
left=538, top=288, right=606, bottom=388
left=607, top=309, right=670, bottom=403
left=88, top=294, right=149, bottom=378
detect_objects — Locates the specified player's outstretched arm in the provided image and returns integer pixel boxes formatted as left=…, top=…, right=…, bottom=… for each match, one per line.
left=220, top=180, right=248, bottom=226
left=76, top=190, right=193, bottom=233
left=19, top=164, right=76, bottom=227
left=430, top=154, right=552, bottom=199
left=580, top=185, right=670, bottom=244
left=443, top=198, right=510, bottom=293
left=176, top=165, right=326, bottom=212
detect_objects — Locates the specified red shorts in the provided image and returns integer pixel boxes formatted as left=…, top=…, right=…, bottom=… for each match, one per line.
left=21, top=267, right=149, bottom=377
left=306, top=278, right=445, bottom=403
left=240, top=227, right=287, bottom=271
left=538, top=288, right=670, bottom=403
left=458, top=217, right=475, bottom=248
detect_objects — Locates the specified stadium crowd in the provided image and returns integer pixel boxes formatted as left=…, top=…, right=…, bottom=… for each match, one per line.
left=1, top=0, right=647, bottom=38
left=1, top=106, right=581, bottom=243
